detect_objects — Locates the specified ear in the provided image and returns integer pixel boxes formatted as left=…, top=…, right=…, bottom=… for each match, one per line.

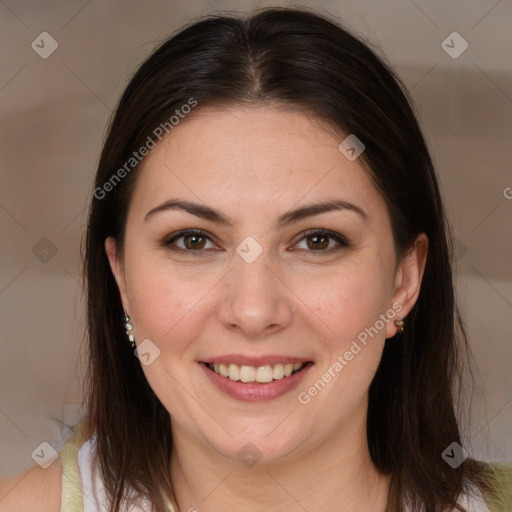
left=105, top=237, right=129, bottom=312
left=385, top=233, right=429, bottom=338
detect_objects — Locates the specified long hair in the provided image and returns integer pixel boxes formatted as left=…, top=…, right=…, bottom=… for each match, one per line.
left=81, top=7, right=503, bottom=511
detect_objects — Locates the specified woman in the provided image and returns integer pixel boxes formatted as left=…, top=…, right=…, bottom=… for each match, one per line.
left=1, top=6, right=510, bottom=512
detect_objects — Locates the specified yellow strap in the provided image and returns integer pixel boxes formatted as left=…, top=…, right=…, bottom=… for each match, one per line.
left=59, top=420, right=179, bottom=512
left=485, top=462, right=512, bottom=512
left=59, top=427, right=85, bottom=512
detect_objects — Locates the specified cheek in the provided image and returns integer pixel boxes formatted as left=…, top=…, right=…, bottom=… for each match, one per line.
left=123, top=259, right=211, bottom=414
left=295, top=272, right=391, bottom=418
left=293, top=261, right=392, bottom=344
left=124, top=257, right=212, bottom=352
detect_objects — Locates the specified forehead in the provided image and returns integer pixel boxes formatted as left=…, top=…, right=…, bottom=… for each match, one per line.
left=129, top=105, right=388, bottom=225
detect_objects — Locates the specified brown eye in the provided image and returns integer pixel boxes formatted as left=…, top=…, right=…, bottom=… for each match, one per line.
left=294, top=229, right=348, bottom=253
left=183, top=233, right=206, bottom=249
left=163, top=229, right=215, bottom=252
left=306, top=233, right=330, bottom=250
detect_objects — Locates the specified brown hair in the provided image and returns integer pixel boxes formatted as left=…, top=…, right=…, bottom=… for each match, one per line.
left=80, top=6, right=501, bottom=511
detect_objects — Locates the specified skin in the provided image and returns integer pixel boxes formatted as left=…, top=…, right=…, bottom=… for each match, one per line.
left=105, top=105, right=428, bottom=512
left=0, top=459, right=61, bottom=512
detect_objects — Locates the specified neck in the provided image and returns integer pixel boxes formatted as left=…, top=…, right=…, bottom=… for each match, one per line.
left=169, top=409, right=390, bottom=512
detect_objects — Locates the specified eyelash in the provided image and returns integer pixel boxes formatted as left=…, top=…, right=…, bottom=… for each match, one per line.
left=162, top=228, right=349, bottom=256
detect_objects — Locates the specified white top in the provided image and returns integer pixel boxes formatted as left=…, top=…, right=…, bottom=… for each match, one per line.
left=76, top=436, right=491, bottom=512
left=77, top=436, right=177, bottom=512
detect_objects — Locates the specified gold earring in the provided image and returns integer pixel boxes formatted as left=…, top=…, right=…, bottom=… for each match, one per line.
left=124, top=311, right=136, bottom=347
left=394, top=319, right=405, bottom=333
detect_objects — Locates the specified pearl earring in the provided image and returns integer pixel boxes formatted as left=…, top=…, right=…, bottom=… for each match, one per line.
left=124, top=311, right=136, bottom=347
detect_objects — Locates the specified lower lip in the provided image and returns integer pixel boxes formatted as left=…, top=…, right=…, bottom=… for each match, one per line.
left=199, top=362, right=314, bottom=402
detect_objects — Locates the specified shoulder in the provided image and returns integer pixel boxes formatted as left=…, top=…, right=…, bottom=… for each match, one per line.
left=0, top=458, right=62, bottom=512
left=0, top=420, right=89, bottom=512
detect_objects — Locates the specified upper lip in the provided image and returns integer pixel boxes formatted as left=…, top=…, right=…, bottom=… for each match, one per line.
left=200, top=354, right=313, bottom=367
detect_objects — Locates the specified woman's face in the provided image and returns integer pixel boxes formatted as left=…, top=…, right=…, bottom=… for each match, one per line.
left=106, top=106, right=426, bottom=464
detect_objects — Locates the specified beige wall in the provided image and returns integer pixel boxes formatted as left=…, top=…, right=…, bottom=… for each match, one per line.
left=1, top=0, right=511, bottom=478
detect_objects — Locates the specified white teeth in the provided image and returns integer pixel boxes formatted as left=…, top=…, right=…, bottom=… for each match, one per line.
left=240, top=365, right=256, bottom=382
left=273, top=363, right=284, bottom=380
left=283, top=364, right=294, bottom=377
left=228, top=363, right=240, bottom=381
left=256, top=365, right=273, bottom=383
left=208, top=361, right=306, bottom=382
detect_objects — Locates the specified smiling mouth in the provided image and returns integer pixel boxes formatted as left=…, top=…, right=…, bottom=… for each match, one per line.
left=204, top=361, right=312, bottom=383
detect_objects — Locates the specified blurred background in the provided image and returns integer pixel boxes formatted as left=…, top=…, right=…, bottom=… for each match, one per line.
left=0, top=0, right=511, bottom=479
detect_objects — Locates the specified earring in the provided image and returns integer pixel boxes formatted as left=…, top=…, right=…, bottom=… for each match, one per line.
left=124, top=311, right=136, bottom=348
left=394, top=318, right=405, bottom=333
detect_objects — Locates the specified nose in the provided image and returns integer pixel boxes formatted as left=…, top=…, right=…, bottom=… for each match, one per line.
left=218, top=250, right=294, bottom=340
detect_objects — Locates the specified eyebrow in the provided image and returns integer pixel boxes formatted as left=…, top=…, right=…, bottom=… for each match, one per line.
left=144, top=198, right=369, bottom=227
